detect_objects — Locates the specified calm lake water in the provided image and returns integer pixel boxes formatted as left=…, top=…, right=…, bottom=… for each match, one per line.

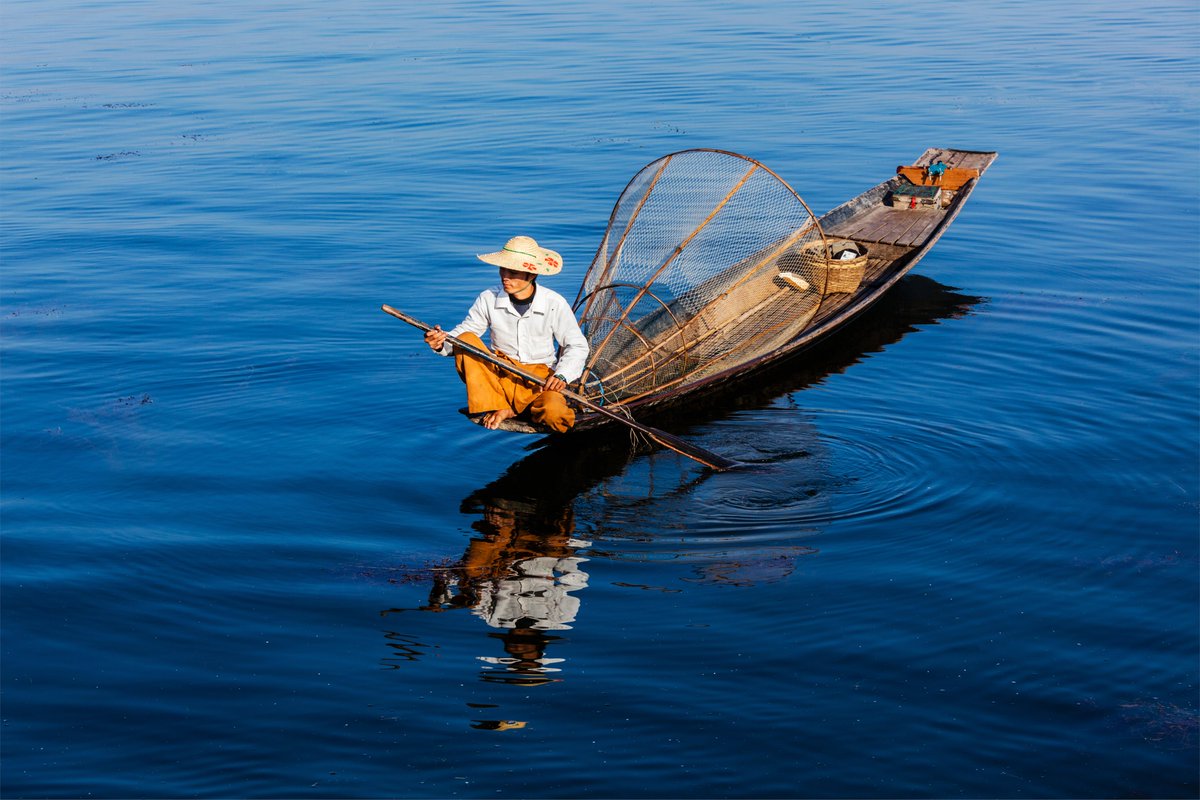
left=2, top=1, right=1198, bottom=797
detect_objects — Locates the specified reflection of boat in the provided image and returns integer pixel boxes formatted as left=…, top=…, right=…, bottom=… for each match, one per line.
left=489, top=147, right=995, bottom=434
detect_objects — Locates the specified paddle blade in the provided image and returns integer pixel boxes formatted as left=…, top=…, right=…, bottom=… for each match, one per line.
left=646, top=429, right=742, bottom=471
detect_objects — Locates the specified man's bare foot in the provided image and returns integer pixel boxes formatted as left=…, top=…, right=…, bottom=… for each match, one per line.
left=481, top=408, right=516, bottom=429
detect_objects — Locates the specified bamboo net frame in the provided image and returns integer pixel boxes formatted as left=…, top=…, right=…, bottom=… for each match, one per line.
left=572, top=149, right=830, bottom=406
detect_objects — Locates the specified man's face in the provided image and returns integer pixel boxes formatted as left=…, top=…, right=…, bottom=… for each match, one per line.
left=499, top=267, right=536, bottom=297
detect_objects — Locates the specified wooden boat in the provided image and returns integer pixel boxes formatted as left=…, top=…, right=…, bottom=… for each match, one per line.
left=475, top=147, right=997, bottom=434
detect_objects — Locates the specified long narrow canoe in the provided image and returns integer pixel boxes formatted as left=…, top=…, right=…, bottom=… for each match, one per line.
left=473, top=147, right=996, bottom=434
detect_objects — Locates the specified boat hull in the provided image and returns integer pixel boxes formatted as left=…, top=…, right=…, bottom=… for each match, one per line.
left=568, top=148, right=997, bottom=431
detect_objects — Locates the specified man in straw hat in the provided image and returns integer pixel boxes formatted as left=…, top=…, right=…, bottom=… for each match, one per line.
left=424, top=236, right=589, bottom=432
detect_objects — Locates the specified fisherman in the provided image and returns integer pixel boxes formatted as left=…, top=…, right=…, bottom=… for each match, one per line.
left=424, top=236, right=589, bottom=433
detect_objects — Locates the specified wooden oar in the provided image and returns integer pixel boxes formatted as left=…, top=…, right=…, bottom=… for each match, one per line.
left=381, top=304, right=741, bottom=472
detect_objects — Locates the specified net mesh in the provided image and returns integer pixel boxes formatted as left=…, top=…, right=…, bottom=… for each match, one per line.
left=573, top=149, right=830, bottom=406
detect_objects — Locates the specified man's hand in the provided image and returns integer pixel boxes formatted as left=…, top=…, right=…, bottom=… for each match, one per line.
left=542, top=373, right=567, bottom=393
left=424, top=325, right=447, bottom=352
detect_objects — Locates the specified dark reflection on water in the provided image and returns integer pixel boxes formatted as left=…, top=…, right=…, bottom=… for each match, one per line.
left=382, top=273, right=983, bottom=683
left=382, top=436, right=636, bottom=685
left=434, top=479, right=592, bottom=686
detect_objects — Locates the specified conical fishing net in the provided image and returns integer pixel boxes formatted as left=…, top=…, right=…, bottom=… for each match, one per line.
left=573, top=149, right=831, bottom=407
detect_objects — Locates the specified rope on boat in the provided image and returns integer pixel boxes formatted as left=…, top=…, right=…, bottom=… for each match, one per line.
left=604, top=402, right=655, bottom=451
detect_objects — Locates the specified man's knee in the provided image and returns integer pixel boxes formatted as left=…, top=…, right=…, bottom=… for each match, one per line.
left=454, top=332, right=487, bottom=351
left=529, top=391, right=575, bottom=433
left=532, top=393, right=573, bottom=434
left=454, top=332, right=494, bottom=378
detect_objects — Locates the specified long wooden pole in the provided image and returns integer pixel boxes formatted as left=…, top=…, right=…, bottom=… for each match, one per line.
left=381, top=305, right=741, bottom=472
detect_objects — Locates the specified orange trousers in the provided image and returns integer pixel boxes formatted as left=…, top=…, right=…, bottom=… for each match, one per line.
left=454, top=333, right=575, bottom=433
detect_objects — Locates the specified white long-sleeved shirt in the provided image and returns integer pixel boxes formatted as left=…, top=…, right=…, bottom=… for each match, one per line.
left=439, top=285, right=590, bottom=383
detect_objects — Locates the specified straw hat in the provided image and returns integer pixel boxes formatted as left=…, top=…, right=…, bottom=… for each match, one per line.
left=477, top=235, right=562, bottom=276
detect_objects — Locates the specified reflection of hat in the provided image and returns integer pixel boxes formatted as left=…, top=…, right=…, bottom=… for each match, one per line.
left=477, top=236, right=562, bottom=275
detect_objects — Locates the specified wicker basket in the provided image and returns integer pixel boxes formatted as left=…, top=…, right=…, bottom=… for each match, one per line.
left=799, top=239, right=869, bottom=295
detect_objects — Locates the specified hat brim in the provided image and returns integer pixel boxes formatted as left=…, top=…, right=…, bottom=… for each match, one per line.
left=477, top=247, right=562, bottom=276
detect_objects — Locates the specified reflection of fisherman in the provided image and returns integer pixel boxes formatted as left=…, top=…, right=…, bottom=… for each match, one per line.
left=479, top=627, right=565, bottom=687
left=425, top=496, right=589, bottom=685
left=423, top=236, right=589, bottom=432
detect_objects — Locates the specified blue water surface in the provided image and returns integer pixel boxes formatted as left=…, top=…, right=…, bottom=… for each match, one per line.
left=2, top=1, right=1198, bottom=797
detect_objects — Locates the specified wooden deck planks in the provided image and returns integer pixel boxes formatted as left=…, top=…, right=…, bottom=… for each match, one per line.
left=916, top=148, right=995, bottom=172
left=829, top=205, right=893, bottom=241
left=828, top=204, right=941, bottom=248
left=891, top=210, right=944, bottom=247
left=871, top=209, right=933, bottom=246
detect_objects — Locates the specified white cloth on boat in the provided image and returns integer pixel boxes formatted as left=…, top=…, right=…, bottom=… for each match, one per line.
left=437, top=285, right=589, bottom=383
